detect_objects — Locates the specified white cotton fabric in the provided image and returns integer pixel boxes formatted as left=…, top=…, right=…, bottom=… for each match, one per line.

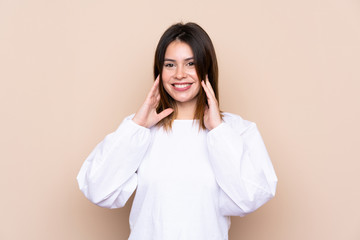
left=77, top=112, right=278, bottom=240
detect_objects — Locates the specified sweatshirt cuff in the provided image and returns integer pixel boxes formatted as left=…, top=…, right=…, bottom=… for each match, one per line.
left=114, top=115, right=150, bottom=136
left=207, top=122, right=228, bottom=138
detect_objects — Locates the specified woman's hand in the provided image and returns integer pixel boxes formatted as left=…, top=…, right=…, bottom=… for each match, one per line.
left=201, top=77, right=222, bottom=131
left=133, top=76, right=174, bottom=128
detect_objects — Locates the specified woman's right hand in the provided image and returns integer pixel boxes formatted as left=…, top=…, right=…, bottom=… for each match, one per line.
left=132, top=76, right=174, bottom=128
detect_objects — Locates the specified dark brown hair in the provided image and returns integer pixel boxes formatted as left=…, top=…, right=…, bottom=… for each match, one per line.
left=154, top=22, right=220, bottom=130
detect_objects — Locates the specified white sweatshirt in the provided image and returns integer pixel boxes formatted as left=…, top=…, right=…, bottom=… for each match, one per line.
left=77, top=112, right=277, bottom=240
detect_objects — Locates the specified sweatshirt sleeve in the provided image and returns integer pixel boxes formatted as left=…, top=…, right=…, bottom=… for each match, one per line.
left=207, top=113, right=278, bottom=216
left=76, top=115, right=151, bottom=209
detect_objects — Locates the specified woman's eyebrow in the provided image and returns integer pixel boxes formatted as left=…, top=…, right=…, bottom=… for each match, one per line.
left=164, top=57, right=194, bottom=62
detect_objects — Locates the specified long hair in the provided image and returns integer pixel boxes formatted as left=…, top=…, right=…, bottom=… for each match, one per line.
left=154, top=22, right=220, bottom=130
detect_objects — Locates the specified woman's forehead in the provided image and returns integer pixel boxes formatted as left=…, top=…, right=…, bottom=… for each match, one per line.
left=164, top=41, right=194, bottom=60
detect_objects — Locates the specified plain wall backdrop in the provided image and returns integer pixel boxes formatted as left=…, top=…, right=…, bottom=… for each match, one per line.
left=1, top=0, right=359, bottom=239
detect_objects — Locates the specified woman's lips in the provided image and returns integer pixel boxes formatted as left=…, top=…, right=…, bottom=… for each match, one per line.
left=172, top=83, right=192, bottom=91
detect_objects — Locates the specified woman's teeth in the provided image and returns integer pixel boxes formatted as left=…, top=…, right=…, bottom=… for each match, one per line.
left=174, top=84, right=191, bottom=88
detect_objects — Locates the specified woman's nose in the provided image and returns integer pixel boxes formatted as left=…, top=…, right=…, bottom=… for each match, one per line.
left=175, top=65, right=187, bottom=79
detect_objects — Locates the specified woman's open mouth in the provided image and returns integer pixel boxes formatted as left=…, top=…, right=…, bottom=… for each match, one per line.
left=172, top=83, right=192, bottom=91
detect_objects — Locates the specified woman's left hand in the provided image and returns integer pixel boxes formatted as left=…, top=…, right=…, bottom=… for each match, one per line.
left=201, top=77, right=222, bottom=131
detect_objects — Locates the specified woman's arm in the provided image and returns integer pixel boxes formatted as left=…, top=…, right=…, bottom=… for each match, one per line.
left=207, top=115, right=278, bottom=216
left=77, top=116, right=151, bottom=208
left=201, top=77, right=277, bottom=216
left=77, top=77, right=172, bottom=209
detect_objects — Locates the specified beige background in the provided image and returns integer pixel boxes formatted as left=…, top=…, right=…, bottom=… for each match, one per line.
left=1, top=0, right=359, bottom=239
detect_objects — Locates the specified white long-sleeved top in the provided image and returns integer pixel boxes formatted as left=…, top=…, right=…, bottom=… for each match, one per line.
left=77, top=112, right=277, bottom=240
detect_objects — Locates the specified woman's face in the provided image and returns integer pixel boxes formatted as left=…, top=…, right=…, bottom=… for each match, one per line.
left=162, top=41, right=200, bottom=107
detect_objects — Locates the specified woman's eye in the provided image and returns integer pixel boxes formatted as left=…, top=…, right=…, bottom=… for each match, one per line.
left=164, top=63, right=174, bottom=68
left=187, top=62, right=195, bottom=67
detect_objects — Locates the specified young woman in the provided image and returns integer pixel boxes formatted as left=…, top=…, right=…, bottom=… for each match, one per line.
left=77, top=22, right=277, bottom=239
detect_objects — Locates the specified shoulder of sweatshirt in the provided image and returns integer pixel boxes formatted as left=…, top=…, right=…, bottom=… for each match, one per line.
left=221, top=112, right=256, bottom=134
left=124, top=113, right=136, bottom=121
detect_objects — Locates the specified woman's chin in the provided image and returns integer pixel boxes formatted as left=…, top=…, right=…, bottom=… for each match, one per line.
left=173, top=96, right=198, bottom=105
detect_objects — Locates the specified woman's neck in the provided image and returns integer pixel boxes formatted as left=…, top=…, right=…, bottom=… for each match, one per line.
left=175, top=100, right=197, bottom=120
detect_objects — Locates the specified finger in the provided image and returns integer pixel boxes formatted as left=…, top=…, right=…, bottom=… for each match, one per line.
left=201, top=80, right=210, bottom=96
left=157, top=108, right=174, bottom=121
left=154, top=85, right=160, bottom=98
left=201, top=80, right=214, bottom=103
left=205, top=79, right=219, bottom=107
left=148, top=76, right=160, bottom=98
left=153, top=76, right=160, bottom=92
